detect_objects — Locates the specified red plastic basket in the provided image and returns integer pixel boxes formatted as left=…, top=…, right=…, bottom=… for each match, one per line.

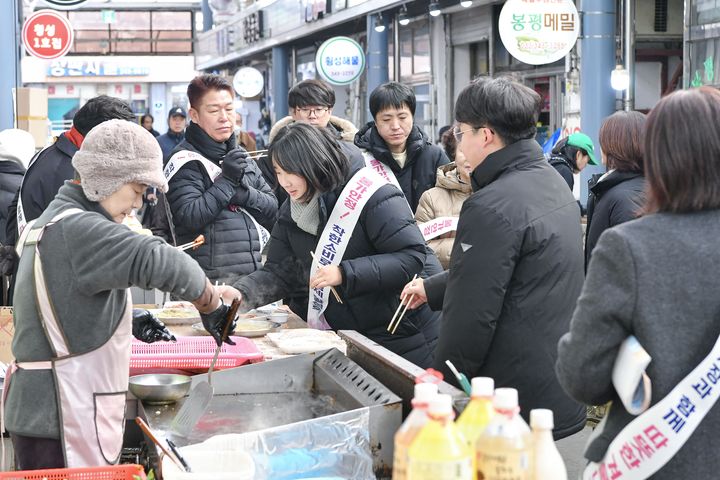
left=129, top=335, right=263, bottom=375
left=0, top=464, right=146, bottom=479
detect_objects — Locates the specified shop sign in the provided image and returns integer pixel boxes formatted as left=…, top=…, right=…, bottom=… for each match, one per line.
left=22, top=10, right=74, bottom=60
left=233, top=67, right=264, bottom=98
left=498, top=0, right=579, bottom=66
left=315, top=36, right=365, bottom=86
left=40, top=0, right=87, bottom=8
left=48, top=60, right=150, bottom=77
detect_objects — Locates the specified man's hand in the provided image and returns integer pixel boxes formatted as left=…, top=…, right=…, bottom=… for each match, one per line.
left=200, top=301, right=238, bottom=347
left=132, top=309, right=176, bottom=343
left=221, top=148, right=250, bottom=185
left=400, top=277, right=427, bottom=310
left=309, top=265, right=342, bottom=289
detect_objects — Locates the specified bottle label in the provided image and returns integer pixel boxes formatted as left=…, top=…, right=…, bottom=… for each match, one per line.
left=476, top=451, right=531, bottom=480
left=407, top=458, right=473, bottom=480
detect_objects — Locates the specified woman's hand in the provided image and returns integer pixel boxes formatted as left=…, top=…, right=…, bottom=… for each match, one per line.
left=310, top=265, right=342, bottom=289
left=400, top=277, right=427, bottom=309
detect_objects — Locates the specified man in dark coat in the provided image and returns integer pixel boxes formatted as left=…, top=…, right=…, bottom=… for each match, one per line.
left=157, top=106, right=187, bottom=160
left=402, top=77, right=586, bottom=439
left=165, top=74, right=277, bottom=284
left=354, top=82, right=449, bottom=213
left=258, top=79, right=366, bottom=207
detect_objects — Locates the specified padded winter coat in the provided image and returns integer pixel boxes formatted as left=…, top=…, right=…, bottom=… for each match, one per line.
left=414, top=163, right=472, bottom=269
left=166, top=140, right=278, bottom=284
left=235, top=167, right=441, bottom=368
left=354, top=123, right=449, bottom=213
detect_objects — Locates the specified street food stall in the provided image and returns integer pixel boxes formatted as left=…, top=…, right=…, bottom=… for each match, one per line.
left=121, top=305, right=464, bottom=479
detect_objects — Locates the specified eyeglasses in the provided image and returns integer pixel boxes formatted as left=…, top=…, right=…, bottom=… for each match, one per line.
left=295, top=106, right=329, bottom=116
left=453, top=125, right=493, bottom=142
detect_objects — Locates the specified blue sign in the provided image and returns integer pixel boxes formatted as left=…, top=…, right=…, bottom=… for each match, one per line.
left=48, top=60, right=150, bottom=77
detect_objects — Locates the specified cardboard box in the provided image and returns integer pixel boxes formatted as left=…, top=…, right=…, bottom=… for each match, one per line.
left=16, top=118, right=50, bottom=149
left=0, top=307, right=14, bottom=365
left=15, top=87, right=47, bottom=118
left=15, top=88, right=49, bottom=149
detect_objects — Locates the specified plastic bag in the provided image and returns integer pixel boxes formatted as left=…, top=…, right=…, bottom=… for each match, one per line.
left=163, top=408, right=374, bottom=480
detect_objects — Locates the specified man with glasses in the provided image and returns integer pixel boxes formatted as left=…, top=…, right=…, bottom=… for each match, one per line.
left=354, top=82, right=449, bottom=213
left=257, top=79, right=365, bottom=206
left=401, top=76, right=586, bottom=440
left=163, top=74, right=277, bottom=285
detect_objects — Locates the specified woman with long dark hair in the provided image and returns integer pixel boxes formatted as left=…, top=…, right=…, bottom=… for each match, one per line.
left=585, top=110, right=646, bottom=268
left=557, top=87, right=720, bottom=478
left=234, top=122, right=439, bottom=367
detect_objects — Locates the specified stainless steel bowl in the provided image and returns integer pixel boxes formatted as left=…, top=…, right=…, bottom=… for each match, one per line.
left=128, top=374, right=191, bottom=405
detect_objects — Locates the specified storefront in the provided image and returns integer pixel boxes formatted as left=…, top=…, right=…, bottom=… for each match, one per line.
left=21, top=55, right=197, bottom=135
left=684, top=0, right=720, bottom=88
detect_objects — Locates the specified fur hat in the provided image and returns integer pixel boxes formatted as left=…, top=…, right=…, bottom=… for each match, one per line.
left=72, top=119, right=168, bottom=201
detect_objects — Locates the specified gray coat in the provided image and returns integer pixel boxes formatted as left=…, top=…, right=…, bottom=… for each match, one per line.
left=7, top=182, right=208, bottom=439
left=557, top=209, right=720, bottom=478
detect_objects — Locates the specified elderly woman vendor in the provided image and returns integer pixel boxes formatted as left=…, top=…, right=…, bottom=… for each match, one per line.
left=5, top=119, right=240, bottom=470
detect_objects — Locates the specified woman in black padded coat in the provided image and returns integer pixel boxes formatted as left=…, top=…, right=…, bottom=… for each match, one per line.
left=235, top=123, right=439, bottom=368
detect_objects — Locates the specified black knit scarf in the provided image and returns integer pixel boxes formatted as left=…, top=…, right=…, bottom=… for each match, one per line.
left=184, top=121, right=237, bottom=163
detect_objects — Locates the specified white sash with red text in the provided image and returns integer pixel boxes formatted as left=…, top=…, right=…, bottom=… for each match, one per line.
left=583, top=332, right=720, bottom=479
left=363, top=151, right=401, bottom=191
left=307, top=167, right=388, bottom=330
left=164, top=150, right=270, bottom=249
left=417, top=216, right=459, bottom=241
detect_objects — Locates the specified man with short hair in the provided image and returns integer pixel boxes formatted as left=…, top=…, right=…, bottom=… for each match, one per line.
left=157, top=106, right=187, bottom=160
left=354, top=82, right=449, bottom=212
left=402, top=76, right=586, bottom=439
left=165, top=74, right=277, bottom=284
left=258, top=79, right=365, bottom=206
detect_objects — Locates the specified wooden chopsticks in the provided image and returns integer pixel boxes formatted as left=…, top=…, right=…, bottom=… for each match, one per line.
left=387, top=274, right=418, bottom=335
left=176, top=234, right=205, bottom=252
left=309, top=251, right=343, bottom=304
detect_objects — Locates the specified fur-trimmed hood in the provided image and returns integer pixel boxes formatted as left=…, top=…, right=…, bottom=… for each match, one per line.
left=268, top=115, right=358, bottom=143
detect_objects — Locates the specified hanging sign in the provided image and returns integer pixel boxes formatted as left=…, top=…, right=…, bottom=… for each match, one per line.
left=498, top=0, right=579, bottom=66
left=22, top=10, right=74, bottom=60
left=41, top=0, right=87, bottom=8
left=315, top=36, right=365, bottom=86
left=233, top=67, right=264, bottom=98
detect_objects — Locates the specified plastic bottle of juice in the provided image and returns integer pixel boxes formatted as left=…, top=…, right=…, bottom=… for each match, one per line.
left=456, top=377, right=495, bottom=448
left=475, top=388, right=533, bottom=480
left=407, top=394, right=473, bottom=480
left=392, top=382, right=439, bottom=480
left=530, top=409, right=567, bottom=480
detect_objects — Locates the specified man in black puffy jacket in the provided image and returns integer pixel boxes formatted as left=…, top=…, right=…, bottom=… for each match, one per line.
left=354, top=82, right=449, bottom=213
left=402, top=77, right=586, bottom=439
left=165, top=74, right=277, bottom=284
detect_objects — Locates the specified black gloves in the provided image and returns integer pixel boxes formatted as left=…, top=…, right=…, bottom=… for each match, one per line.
left=222, top=148, right=250, bottom=186
left=200, top=301, right=238, bottom=346
left=132, top=309, right=176, bottom=343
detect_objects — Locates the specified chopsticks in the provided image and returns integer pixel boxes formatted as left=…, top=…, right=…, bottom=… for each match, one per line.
left=176, top=234, right=205, bottom=252
left=387, top=274, right=418, bottom=335
left=246, top=149, right=267, bottom=161
left=309, top=251, right=343, bottom=304
left=135, top=418, right=187, bottom=472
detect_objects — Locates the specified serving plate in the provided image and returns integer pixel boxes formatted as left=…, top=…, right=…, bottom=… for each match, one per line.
left=192, top=317, right=276, bottom=338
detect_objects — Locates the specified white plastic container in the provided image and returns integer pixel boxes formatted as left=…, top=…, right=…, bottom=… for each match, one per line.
left=530, top=409, right=567, bottom=480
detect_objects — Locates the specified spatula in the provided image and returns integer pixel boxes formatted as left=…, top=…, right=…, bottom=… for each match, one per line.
left=170, top=298, right=240, bottom=437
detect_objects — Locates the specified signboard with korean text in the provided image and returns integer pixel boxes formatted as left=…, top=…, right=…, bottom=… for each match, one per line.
left=22, top=10, right=74, bottom=60
left=48, top=60, right=150, bottom=77
left=233, top=67, right=264, bottom=98
left=498, top=0, right=579, bottom=66
left=315, top=36, right=365, bottom=86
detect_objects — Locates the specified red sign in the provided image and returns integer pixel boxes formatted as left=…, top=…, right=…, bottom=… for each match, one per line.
left=22, top=10, right=74, bottom=60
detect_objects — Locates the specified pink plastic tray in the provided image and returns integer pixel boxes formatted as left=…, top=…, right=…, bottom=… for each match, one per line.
left=129, top=336, right=263, bottom=375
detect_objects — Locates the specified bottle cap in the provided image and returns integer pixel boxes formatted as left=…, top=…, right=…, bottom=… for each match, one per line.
left=471, top=377, right=494, bottom=397
left=493, top=388, right=519, bottom=410
left=428, top=394, right=453, bottom=416
left=530, top=409, right=554, bottom=430
left=414, top=382, right=439, bottom=403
